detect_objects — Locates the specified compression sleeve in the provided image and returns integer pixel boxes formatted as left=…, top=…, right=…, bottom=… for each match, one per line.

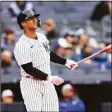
left=21, top=62, right=48, bottom=80
left=50, top=51, right=67, bottom=65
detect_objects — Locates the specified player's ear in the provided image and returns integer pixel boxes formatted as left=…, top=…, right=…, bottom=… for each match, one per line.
left=21, top=21, right=26, bottom=28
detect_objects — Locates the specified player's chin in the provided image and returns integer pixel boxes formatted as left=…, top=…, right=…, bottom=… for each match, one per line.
left=32, top=25, right=38, bottom=29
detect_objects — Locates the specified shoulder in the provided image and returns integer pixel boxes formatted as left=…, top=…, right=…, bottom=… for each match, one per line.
left=37, top=32, right=47, bottom=38
left=60, top=99, right=66, bottom=104
left=73, top=97, right=84, bottom=105
left=14, top=35, right=30, bottom=51
left=37, top=32, right=49, bottom=42
left=15, top=35, right=25, bottom=45
left=59, top=100, right=68, bottom=108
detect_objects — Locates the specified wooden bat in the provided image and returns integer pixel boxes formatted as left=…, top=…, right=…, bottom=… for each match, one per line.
left=77, top=44, right=112, bottom=64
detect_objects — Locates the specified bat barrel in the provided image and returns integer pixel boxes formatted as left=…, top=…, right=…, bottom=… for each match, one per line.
left=105, top=44, right=112, bottom=51
left=77, top=44, right=112, bottom=64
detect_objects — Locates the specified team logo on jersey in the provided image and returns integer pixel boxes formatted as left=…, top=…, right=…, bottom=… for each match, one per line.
left=43, top=42, right=50, bottom=53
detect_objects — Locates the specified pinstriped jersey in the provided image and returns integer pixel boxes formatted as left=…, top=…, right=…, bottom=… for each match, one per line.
left=14, top=32, right=51, bottom=77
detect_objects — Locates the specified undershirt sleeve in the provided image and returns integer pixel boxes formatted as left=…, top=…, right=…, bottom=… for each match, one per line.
left=21, top=62, right=48, bottom=80
left=50, top=51, right=67, bottom=65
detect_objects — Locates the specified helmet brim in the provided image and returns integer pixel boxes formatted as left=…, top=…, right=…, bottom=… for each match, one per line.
left=34, top=13, right=40, bottom=17
left=27, top=13, right=40, bottom=19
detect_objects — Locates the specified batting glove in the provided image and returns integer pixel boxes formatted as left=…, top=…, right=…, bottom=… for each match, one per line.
left=47, top=75, right=64, bottom=86
left=65, top=59, right=78, bottom=70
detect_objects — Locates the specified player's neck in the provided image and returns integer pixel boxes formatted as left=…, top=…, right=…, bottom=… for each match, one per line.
left=24, top=29, right=37, bottom=38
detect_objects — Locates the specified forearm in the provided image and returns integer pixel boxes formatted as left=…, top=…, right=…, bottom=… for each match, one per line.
left=50, top=51, right=66, bottom=65
left=21, top=62, right=48, bottom=80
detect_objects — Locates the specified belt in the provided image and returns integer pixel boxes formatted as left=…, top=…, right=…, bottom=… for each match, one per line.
left=25, top=75, right=40, bottom=80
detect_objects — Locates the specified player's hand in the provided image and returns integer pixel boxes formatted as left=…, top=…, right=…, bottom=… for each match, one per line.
left=47, top=75, right=64, bottom=86
left=65, top=59, right=78, bottom=70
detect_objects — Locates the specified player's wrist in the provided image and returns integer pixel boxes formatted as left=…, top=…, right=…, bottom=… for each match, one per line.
left=47, top=75, right=53, bottom=81
left=65, top=59, right=78, bottom=70
left=65, top=59, right=69, bottom=66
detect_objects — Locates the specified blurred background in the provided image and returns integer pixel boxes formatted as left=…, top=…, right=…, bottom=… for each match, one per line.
left=0, top=0, right=112, bottom=112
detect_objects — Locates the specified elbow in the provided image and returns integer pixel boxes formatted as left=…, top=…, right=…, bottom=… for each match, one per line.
left=23, top=67, right=33, bottom=75
left=24, top=69, right=31, bottom=75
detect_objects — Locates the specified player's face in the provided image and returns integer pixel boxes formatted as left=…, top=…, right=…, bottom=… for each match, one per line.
left=63, top=90, right=74, bottom=98
left=2, top=96, right=14, bottom=103
left=22, top=16, right=38, bottom=30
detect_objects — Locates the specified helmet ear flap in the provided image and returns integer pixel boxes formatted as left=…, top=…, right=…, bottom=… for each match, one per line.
left=17, top=21, right=23, bottom=29
left=19, top=24, right=24, bottom=29
left=38, top=19, right=41, bottom=28
left=17, top=13, right=27, bottom=29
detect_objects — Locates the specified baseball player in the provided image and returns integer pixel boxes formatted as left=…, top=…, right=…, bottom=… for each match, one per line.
left=14, top=10, right=78, bottom=112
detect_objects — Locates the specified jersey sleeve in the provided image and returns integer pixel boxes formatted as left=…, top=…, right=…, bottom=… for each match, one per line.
left=43, top=34, right=49, bottom=43
left=43, top=34, right=51, bottom=52
left=14, top=43, right=32, bottom=66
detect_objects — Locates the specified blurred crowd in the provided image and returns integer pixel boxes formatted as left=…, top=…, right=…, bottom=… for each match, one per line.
left=59, top=83, right=85, bottom=112
left=47, top=25, right=111, bottom=71
left=1, top=83, right=86, bottom=112
left=1, top=17, right=111, bottom=76
left=1, top=1, right=112, bottom=111
left=1, top=89, right=14, bottom=104
left=1, top=1, right=111, bottom=79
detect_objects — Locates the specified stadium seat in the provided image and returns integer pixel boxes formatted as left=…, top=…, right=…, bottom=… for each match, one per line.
left=79, top=63, right=99, bottom=74
left=1, top=102, right=27, bottom=112
left=100, top=102, right=112, bottom=112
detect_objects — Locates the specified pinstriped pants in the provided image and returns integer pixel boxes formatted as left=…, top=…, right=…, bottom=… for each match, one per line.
left=20, top=76, right=59, bottom=112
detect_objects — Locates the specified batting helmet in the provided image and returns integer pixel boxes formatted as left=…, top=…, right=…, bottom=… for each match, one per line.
left=17, top=10, right=41, bottom=29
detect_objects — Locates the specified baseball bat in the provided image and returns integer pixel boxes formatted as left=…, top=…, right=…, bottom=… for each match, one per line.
left=77, top=44, right=112, bottom=64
